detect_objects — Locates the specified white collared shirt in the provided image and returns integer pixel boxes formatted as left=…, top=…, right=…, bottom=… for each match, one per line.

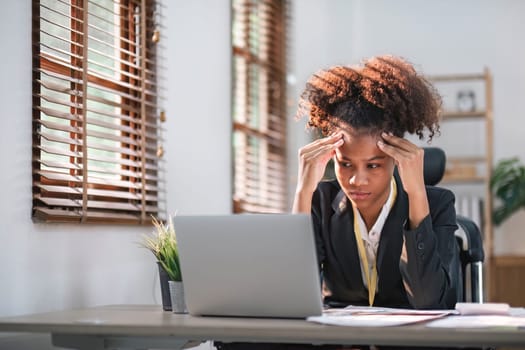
left=353, top=180, right=396, bottom=290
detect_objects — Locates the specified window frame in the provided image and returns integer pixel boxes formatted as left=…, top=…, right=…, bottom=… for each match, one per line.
left=231, top=0, right=289, bottom=214
left=32, top=0, right=166, bottom=224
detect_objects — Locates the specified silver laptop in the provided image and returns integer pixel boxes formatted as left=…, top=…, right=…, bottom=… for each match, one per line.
left=175, top=214, right=323, bottom=318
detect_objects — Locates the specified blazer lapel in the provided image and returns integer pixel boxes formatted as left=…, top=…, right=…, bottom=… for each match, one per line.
left=376, top=178, right=408, bottom=291
left=329, top=190, right=366, bottom=291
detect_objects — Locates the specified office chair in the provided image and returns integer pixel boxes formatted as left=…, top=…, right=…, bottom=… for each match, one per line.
left=423, top=147, right=485, bottom=303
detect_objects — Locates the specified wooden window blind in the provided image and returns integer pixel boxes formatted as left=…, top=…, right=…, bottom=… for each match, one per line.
left=232, top=0, right=289, bottom=213
left=32, top=0, right=166, bottom=224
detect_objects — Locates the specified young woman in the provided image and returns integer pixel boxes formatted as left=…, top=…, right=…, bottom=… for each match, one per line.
left=293, top=55, right=460, bottom=310
left=215, top=55, right=460, bottom=350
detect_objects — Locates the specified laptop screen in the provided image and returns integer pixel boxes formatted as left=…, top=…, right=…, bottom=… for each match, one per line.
left=175, top=214, right=323, bottom=318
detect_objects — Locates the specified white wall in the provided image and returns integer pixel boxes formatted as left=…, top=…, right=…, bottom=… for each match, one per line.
left=165, top=1, right=232, bottom=216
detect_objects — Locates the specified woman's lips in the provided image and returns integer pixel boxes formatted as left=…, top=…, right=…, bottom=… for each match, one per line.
left=349, top=191, right=371, bottom=201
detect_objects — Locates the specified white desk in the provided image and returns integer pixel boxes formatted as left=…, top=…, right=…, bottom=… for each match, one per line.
left=0, top=305, right=524, bottom=349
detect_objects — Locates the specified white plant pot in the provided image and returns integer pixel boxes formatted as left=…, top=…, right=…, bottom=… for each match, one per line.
left=168, top=280, right=187, bottom=314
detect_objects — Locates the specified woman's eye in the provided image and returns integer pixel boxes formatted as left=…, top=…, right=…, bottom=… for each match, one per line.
left=338, top=161, right=352, bottom=168
left=368, top=163, right=380, bottom=169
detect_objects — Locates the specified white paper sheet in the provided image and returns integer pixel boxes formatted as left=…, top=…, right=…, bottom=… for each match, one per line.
left=323, top=305, right=456, bottom=316
left=426, top=315, right=525, bottom=329
left=308, top=306, right=452, bottom=327
left=307, top=313, right=446, bottom=327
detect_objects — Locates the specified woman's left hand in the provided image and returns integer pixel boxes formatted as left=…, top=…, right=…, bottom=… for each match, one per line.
left=377, top=132, right=429, bottom=229
left=377, top=132, right=425, bottom=195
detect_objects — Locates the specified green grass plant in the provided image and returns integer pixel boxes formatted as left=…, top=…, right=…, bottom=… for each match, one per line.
left=140, top=215, right=182, bottom=281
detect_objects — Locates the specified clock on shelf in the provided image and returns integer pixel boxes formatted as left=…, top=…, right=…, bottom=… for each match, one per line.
left=457, top=89, right=476, bottom=112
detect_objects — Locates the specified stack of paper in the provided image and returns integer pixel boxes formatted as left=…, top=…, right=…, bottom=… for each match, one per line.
left=307, top=304, right=525, bottom=328
left=307, top=306, right=453, bottom=327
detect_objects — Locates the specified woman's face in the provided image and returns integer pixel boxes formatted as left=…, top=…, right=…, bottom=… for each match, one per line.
left=333, top=128, right=395, bottom=215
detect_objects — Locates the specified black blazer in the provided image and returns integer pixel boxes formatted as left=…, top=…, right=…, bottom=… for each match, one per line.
left=311, top=178, right=460, bottom=310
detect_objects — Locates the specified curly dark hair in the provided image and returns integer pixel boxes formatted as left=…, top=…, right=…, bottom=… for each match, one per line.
left=296, top=55, right=442, bottom=141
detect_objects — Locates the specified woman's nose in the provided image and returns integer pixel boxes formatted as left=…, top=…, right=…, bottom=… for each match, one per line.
left=349, top=170, right=368, bottom=186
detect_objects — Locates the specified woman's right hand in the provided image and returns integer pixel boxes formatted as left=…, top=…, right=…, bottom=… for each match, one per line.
left=293, top=133, right=344, bottom=213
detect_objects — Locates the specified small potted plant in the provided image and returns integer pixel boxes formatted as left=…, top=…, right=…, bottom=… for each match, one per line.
left=491, top=158, right=525, bottom=225
left=140, top=215, right=187, bottom=313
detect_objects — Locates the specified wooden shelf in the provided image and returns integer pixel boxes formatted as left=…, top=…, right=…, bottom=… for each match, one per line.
left=447, top=156, right=487, bottom=164
left=429, top=68, right=494, bottom=301
left=428, top=73, right=486, bottom=82
left=441, top=110, right=487, bottom=119
left=441, top=175, right=486, bottom=184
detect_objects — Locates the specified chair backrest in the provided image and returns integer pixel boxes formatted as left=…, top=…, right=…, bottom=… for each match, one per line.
left=422, top=147, right=485, bottom=303
left=423, top=147, right=447, bottom=186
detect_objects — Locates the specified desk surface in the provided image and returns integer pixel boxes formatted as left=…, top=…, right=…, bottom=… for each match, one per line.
left=0, top=305, right=524, bottom=348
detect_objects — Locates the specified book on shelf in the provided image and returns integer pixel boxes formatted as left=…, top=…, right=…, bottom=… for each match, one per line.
left=455, top=195, right=484, bottom=233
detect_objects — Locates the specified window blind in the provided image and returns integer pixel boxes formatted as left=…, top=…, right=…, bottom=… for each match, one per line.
left=32, top=0, right=166, bottom=224
left=232, top=0, right=289, bottom=213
